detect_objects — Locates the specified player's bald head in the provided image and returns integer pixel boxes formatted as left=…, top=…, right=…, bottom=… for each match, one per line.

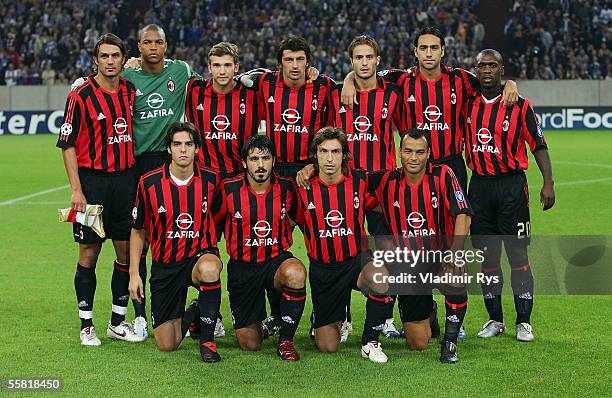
left=138, top=24, right=166, bottom=42
left=476, top=49, right=503, bottom=65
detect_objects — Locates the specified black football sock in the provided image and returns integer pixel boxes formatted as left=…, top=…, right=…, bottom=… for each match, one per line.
left=482, top=264, right=504, bottom=322
left=511, top=264, right=534, bottom=324
left=132, top=253, right=147, bottom=319
left=346, top=297, right=352, bottom=323
left=75, top=264, right=96, bottom=329
left=279, top=287, right=306, bottom=341
left=386, top=295, right=397, bottom=320
left=181, top=303, right=200, bottom=338
left=267, top=288, right=281, bottom=322
left=198, top=280, right=221, bottom=345
left=443, top=293, right=468, bottom=343
left=110, top=261, right=130, bottom=326
left=361, top=294, right=392, bottom=345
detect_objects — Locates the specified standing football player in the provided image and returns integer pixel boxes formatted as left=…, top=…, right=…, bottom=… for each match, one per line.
left=58, top=33, right=144, bottom=345
left=464, top=49, right=554, bottom=342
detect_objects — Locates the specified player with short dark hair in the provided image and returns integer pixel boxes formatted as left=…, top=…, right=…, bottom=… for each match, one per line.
left=213, top=135, right=307, bottom=360
left=244, top=36, right=335, bottom=178
left=368, top=128, right=473, bottom=363
left=465, top=49, right=555, bottom=342
left=129, top=122, right=224, bottom=362
left=186, top=42, right=264, bottom=179
left=294, top=127, right=392, bottom=363
left=57, top=33, right=144, bottom=346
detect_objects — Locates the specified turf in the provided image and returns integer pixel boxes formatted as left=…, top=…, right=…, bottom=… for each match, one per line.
left=0, top=131, right=611, bottom=397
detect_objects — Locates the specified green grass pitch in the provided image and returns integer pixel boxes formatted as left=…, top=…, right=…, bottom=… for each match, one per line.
left=0, top=131, right=611, bottom=397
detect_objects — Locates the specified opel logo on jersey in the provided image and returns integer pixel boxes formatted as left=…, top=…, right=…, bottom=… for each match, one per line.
left=253, top=220, right=272, bottom=238
left=146, top=93, right=164, bottom=109
left=407, top=211, right=426, bottom=229
left=477, top=128, right=493, bottom=144
left=114, top=117, right=127, bottom=134
left=353, top=116, right=372, bottom=132
left=325, top=210, right=345, bottom=228
left=175, top=213, right=194, bottom=230
left=281, top=108, right=301, bottom=125
left=212, top=115, right=231, bottom=131
left=424, top=105, right=442, bottom=122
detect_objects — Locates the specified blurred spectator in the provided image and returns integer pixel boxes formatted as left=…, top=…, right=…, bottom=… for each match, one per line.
left=5, top=62, right=20, bottom=86
left=506, top=0, right=610, bottom=80
left=41, top=62, right=56, bottom=85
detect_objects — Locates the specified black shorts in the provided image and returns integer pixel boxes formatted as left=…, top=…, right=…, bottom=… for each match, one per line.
left=366, top=210, right=391, bottom=237
left=431, top=155, right=468, bottom=193
left=469, top=171, right=531, bottom=247
left=149, top=249, right=220, bottom=329
left=398, top=294, right=433, bottom=323
left=134, top=152, right=168, bottom=182
left=227, top=251, right=295, bottom=329
left=274, top=161, right=309, bottom=180
left=73, top=168, right=135, bottom=244
left=309, top=252, right=372, bottom=328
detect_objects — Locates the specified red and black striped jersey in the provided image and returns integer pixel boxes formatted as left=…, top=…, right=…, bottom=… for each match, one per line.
left=258, top=71, right=334, bottom=163
left=294, top=170, right=376, bottom=263
left=380, top=65, right=479, bottom=160
left=186, top=78, right=263, bottom=174
left=329, top=77, right=403, bottom=171
left=368, top=164, right=472, bottom=249
left=464, top=95, right=547, bottom=177
left=56, top=75, right=135, bottom=172
left=132, top=163, right=220, bottom=264
left=214, top=172, right=296, bottom=263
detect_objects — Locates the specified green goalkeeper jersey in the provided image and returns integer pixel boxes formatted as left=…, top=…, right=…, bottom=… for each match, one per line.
left=122, top=59, right=197, bottom=156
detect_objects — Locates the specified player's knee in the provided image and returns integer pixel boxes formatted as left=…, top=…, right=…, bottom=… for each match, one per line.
left=156, top=340, right=178, bottom=352
left=238, top=338, right=262, bottom=351
left=316, top=341, right=339, bottom=353
left=79, top=244, right=101, bottom=266
left=280, top=262, right=306, bottom=287
left=196, top=260, right=221, bottom=282
left=406, top=337, right=429, bottom=351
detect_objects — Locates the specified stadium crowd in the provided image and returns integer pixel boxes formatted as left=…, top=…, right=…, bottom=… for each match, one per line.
left=0, top=0, right=609, bottom=85
left=504, top=0, right=611, bottom=80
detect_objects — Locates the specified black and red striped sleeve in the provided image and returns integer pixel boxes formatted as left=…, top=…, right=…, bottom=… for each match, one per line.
left=132, top=178, right=149, bottom=230
left=440, top=165, right=472, bottom=216
left=457, top=67, right=480, bottom=97
left=56, top=92, right=83, bottom=148
left=521, top=99, right=547, bottom=153
left=378, top=69, right=411, bottom=85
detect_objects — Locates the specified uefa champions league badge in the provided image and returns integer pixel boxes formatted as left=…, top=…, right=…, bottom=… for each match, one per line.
left=167, top=78, right=175, bottom=92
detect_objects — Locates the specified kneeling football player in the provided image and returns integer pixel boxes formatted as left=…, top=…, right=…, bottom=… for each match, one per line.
left=294, top=127, right=392, bottom=363
left=214, top=135, right=307, bottom=360
left=129, top=122, right=224, bottom=362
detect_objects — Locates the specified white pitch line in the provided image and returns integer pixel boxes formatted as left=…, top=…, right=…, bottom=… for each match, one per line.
left=555, top=177, right=612, bottom=187
left=0, top=185, right=69, bottom=206
left=556, top=161, right=612, bottom=169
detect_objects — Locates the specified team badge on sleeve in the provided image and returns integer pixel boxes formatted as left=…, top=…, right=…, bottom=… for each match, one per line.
left=132, top=207, right=138, bottom=219
left=455, top=191, right=465, bottom=202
